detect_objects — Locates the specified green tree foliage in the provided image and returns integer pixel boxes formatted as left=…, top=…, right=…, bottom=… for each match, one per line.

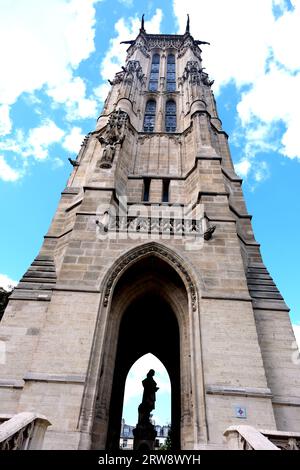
left=159, top=428, right=172, bottom=450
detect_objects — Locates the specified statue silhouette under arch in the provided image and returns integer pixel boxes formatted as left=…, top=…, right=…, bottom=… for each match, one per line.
left=133, top=369, right=159, bottom=450
left=138, top=369, right=159, bottom=425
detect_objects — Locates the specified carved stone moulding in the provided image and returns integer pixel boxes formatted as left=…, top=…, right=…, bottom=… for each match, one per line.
left=182, top=61, right=214, bottom=87
left=127, top=35, right=203, bottom=62
left=124, top=60, right=144, bottom=85
left=112, top=71, right=124, bottom=85
left=103, top=243, right=198, bottom=312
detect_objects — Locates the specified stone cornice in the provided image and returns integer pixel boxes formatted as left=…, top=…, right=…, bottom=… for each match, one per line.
left=54, top=285, right=100, bottom=294
left=44, top=228, right=73, bottom=240
left=0, top=379, right=25, bottom=389
left=237, top=233, right=260, bottom=247
left=23, top=372, right=86, bottom=384
left=272, top=396, right=300, bottom=406
left=206, top=385, right=272, bottom=398
left=221, top=166, right=243, bottom=183
left=201, top=294, right=252, bottom=302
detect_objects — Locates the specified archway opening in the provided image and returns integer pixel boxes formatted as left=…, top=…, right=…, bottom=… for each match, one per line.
left=120, top=353, right=171, bottom=450
left=90, top=252, right=192, bottom=451
left=104, top=255, right=183, bottom=450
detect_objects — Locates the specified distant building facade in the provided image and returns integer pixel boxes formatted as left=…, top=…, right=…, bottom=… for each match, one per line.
left=120, top=419, right=170, bottom=449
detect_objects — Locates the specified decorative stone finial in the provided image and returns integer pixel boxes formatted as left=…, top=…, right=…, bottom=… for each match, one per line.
left=141, top=14, right=145, bottom=32
left=185, top=14, right=190, bottom=34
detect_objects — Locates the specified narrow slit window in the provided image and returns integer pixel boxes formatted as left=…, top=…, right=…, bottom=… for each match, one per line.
left=166, top=54, right=176, bottom=92
left=165, top=100, right=176, bottom=132
left=143, top=100, right=156, bottom=132
left=162, top=179, right=170, bottom=203
left=143, top=178, right=151, bottom=202
left=149, top=53, right=160, bottom=92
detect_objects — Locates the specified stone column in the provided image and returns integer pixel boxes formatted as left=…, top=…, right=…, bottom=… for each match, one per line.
left=149, top=179, right=163, bottom=203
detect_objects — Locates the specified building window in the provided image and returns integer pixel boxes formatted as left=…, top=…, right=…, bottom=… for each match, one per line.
left=143, top=178, right=151, bottom=202
left=143, top=100, right=156, bottom=132
left=166, top=54, right=176, bottom=92
left=162, top=179, right=170, bottom=202
left=165, top=100, right=176, bottom=132
left=149, top=53, right=160, bottom=92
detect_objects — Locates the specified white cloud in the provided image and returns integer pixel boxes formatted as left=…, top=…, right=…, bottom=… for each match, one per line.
left=0, top=156, right=22, bottom=182
left=25, top=119, right=65, bottom=160
left=234, top=158, right=251, bottom=178
left=0, top=0, right=100, bottom=120
left=234, top=158, right=270, bottom=185
left=173, top=0, right=276, bottom=92
left=254, top=161, right=270, bottom=182
left=99, top=9, right=163, bottom=85
left=123, top=353, right=170, bottom=405
left=47, top=75, right=97, bottom=121
left=51, top=157, right=64, bottom=169
left=0, top=274, right=17, bottom=291
left=237, top=65, right=300, bottom=160
left=0, top=105, right=12, bottom=136
left=270, top=2, right=300, bottom=71
left=118, top=0, right=133, bottom=7
left=62, top=126, right=85, bottom=154
left=293, top=324, right=300, bottom=349
left=172, top=0, right=300, bottom=173
left=0, top=119, right=65, bottom=163
left=94, top=83, right=111, bottom=103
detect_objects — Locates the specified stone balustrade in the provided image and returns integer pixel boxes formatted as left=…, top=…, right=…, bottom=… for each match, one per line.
left=0, top=412, right=51, bottom=450
left=224, top=425, right=300, bottom=450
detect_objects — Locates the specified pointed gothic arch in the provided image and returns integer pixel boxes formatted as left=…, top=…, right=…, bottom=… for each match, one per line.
left=143, top=99, right=156, bottom=132
left=78, top=242, right=207, bottom=450
left=101, top=242, right=200, bottom=312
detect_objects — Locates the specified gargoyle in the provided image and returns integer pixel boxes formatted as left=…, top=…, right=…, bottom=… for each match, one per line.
left=68, top=157, right=79, bottom=167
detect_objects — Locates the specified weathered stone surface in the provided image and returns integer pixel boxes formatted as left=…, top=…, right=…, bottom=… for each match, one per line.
left=0, top=26, right=299, bottom=451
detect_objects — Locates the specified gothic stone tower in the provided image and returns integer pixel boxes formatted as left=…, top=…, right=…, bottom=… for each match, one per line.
left=1, top=20, right=299, bottom=450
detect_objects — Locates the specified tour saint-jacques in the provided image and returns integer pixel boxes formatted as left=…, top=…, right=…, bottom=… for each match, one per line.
left=0, top=16, right=299, bottom=451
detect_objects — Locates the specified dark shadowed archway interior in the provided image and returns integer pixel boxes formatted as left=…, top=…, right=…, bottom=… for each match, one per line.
left=106, top=290, right=181, bottom=450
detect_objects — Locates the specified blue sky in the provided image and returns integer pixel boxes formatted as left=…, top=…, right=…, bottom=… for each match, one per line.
left=0, top=0, right=299, bottom=425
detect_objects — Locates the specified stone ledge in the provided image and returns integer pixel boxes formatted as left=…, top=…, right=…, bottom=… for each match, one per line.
left=9, top=292, right=52, bottom=301
left=83, top=185, right=115, bottom=191
left=65, top=198, right=83, bottom=213
left=44, top=228, right=73, bottom=239
left=272, top=396, right=300, bottom=407
left=0, top=379, right=25, bottom=389
left=61, top=187, right=81, bottom=195
left=206, top=385, right=272, bottom=398
left=201, top=294, right=252, bottom=302
left=229, top=204, right=252, bottom=220
left=23, top=372, right=86, bottom=384
left=237, top=234, right=260, bottom=247
left=252, top=299, right=290, bottom=312
left=54, top=285, right=100, bottom=294
left=221, top=166, right=243, bottom=183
